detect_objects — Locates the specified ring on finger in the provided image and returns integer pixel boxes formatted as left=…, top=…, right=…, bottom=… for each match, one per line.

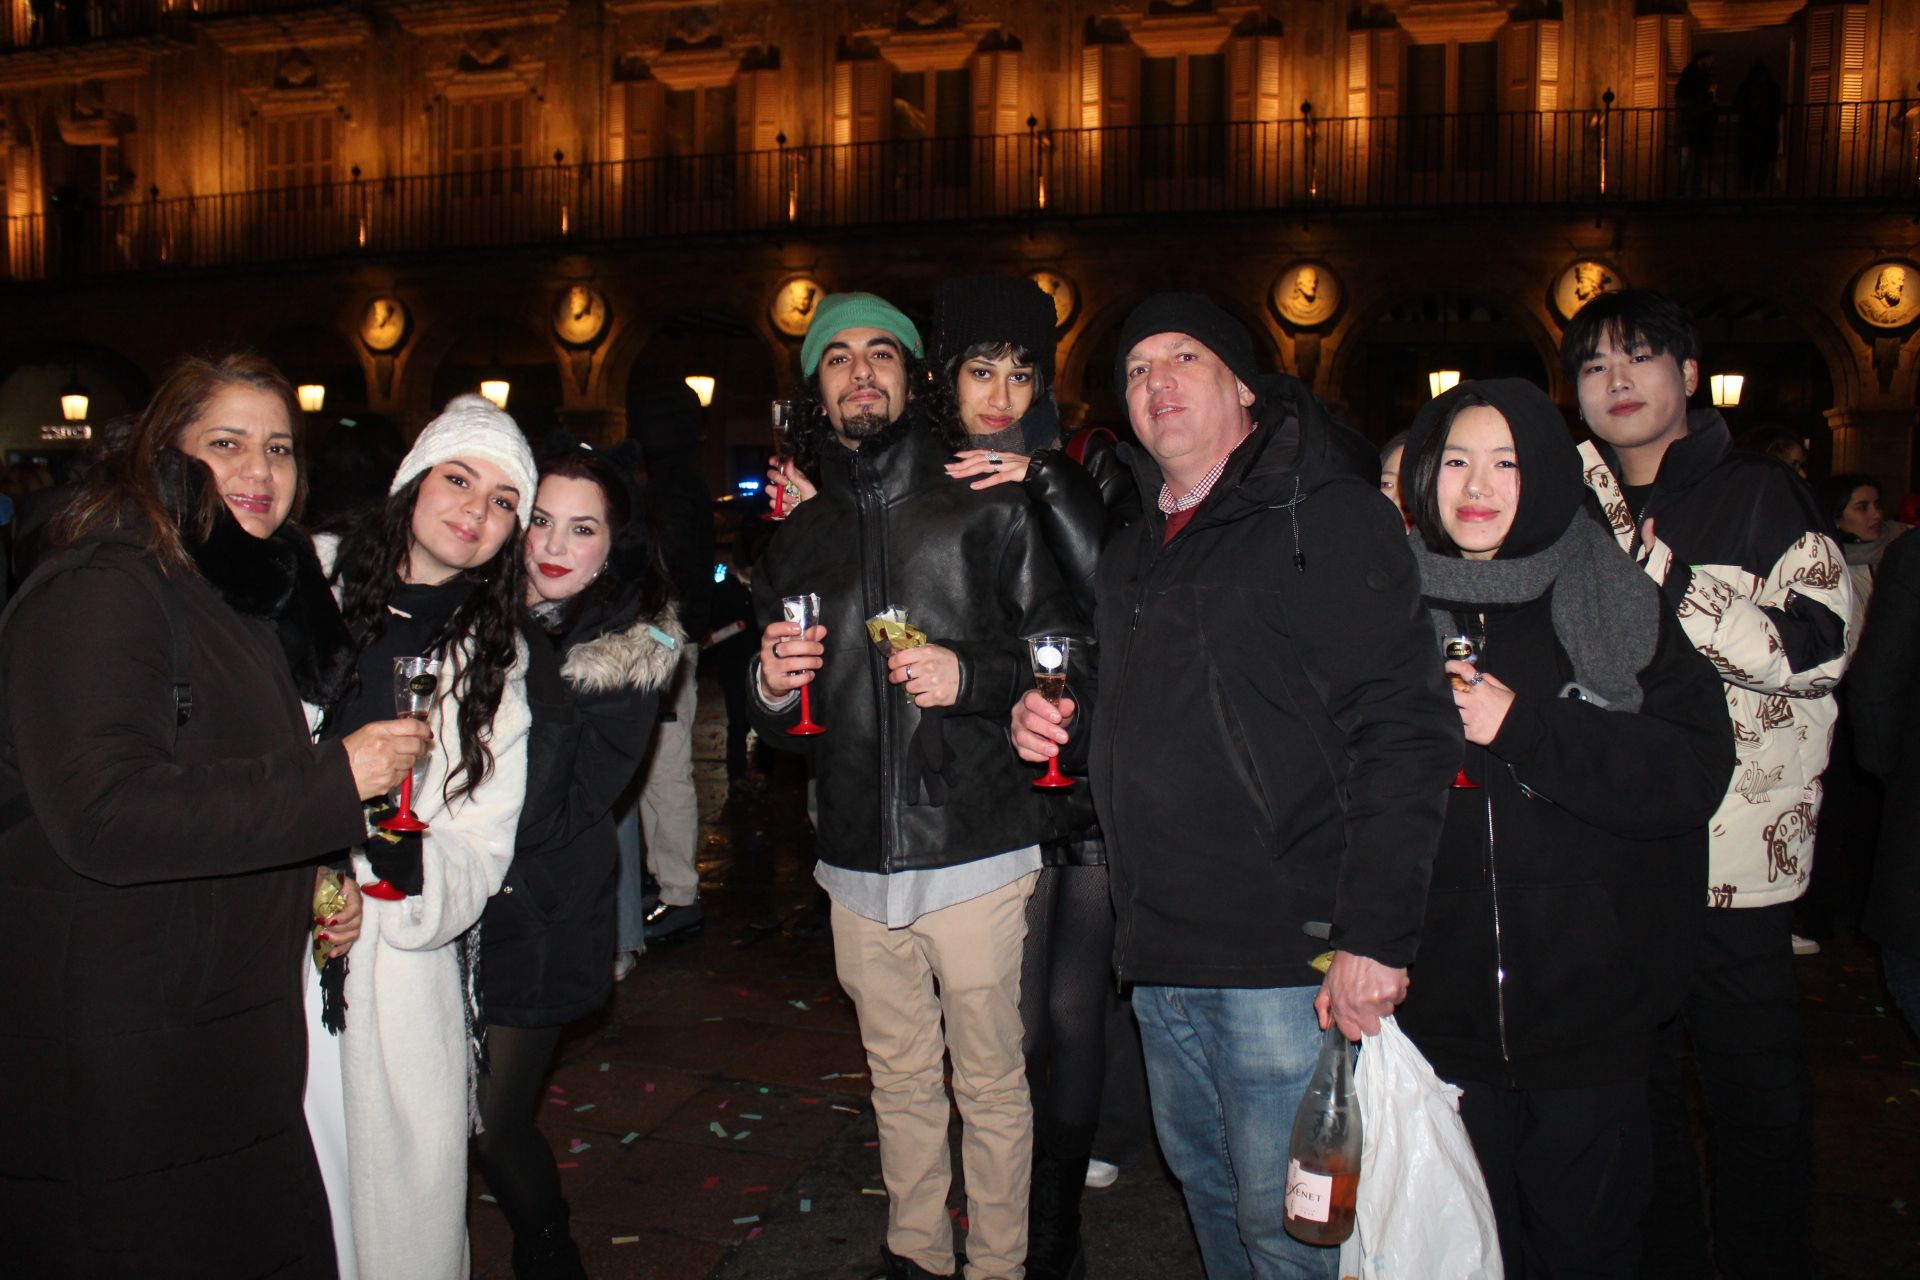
left=773, top=640, right=784, bottom=660
left=985, top=451, right=1003, bottom=466
left=906, top=665, right=915, bottom=680
left=1469, top=672, right=1485, bottom=686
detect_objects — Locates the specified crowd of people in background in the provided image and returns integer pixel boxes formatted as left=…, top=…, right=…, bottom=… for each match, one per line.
left=0, top=276, right=1912, bottom=1280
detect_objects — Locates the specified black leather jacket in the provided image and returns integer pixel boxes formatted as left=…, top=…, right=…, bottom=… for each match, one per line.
left=750, top=411, right=1089, bottom=874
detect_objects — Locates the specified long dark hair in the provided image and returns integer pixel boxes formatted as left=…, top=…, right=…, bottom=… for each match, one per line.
left=533, top=445, right=673, bottom=637
left=1817, top=472, right=1878, bottom=542
left=922, top=340, right=1049, bottom=450
left=331, top=473, right=526, bottom=805
left=1408, top=392, right=1494, bottom=556
left=55, top=353, right=307, bottom=571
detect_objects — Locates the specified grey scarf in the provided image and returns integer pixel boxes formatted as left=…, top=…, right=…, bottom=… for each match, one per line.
left=1411, top=513, right=1660, bottom=713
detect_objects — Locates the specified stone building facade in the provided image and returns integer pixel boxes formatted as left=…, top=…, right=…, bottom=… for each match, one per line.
left=1, top=0, right=1917, bottom=497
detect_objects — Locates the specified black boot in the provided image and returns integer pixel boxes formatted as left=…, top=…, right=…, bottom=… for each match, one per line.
left=511, top=1209, right=587, bottom=1280
left=868, top=1248, right=953, bottom=1279
left=1026, top=1146, right=1090, bottom=1280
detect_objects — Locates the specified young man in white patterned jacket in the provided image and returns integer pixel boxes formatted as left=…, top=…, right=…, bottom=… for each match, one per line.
left=1563, top=289, right=1854, bottom=1280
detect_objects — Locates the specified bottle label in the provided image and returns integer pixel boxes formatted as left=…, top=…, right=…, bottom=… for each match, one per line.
left=1285, top=1159, right=1333, bottom=1223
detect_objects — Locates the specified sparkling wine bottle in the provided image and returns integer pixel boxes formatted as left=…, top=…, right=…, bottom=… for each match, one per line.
left=1284, top=1021, right=1361, bottom=1246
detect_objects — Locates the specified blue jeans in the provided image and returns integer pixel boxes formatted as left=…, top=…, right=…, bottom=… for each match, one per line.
left=1132, top=984, right=1338, bottom=1280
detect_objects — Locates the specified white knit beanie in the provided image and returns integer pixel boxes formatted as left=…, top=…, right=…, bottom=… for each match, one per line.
left=390, top=394, right=539, bottom=526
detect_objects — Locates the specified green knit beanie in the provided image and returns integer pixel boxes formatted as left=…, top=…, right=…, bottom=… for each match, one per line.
left=799, top=292, right=925, bottom=377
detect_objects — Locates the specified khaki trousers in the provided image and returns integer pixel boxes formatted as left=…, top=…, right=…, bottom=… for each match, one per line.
left=831, top=872, right=1038, bottom=1280
left=640, top=651, right=700, bottom=907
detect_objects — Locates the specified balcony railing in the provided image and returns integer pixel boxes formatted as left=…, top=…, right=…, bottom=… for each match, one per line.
left=0, top=0, right=337, bottom=50
left=6, top=101, right=1917, bottom=282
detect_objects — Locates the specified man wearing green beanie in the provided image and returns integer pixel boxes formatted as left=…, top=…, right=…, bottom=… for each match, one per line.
left=750, top=292, right=1087, bottom=1280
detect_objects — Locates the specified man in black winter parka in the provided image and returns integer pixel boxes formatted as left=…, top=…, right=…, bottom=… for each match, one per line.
left=1014, top=295, right=1460, bottom=1279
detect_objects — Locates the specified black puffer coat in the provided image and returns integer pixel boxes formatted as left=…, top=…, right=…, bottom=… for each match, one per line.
left=483, top=598, right=680, bottom=1025
left=1849, top=530, right=1920, bottom=955
left=1079, top=374, right=1462, bottom=988
left=750, top=410, right=1088, bottom=873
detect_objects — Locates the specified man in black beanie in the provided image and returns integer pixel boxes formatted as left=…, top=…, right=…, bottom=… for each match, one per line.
left=1014, top=292, right=1459, bottom=1278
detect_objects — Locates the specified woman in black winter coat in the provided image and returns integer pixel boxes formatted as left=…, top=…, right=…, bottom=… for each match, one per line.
left=0, top=355, right=428, bottom=1276
left=1393, top=379, right=1734, bottom=1279
left=473, top=442, right=681, bottom=1278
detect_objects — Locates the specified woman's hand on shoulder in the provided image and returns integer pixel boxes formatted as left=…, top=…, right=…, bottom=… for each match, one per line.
left=945, top=448, right=1030, bottom=490
left=342, top=718, right=433, bottom=800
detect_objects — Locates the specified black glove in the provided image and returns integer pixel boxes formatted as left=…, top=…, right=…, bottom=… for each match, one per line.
left=366, top=828, right=425, bottom=897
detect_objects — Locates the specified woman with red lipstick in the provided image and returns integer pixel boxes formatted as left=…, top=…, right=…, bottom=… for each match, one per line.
left=0, top=355, right=429, bottom=1276
left=1393, top=379, right=1734, bottom=1279
left=317, top=394, right=538, bottom=1279
left=472, top=440, right=680, bottom=1277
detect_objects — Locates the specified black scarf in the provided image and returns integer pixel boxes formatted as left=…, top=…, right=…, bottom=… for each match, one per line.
left=158, top=451, right=356, bottom=709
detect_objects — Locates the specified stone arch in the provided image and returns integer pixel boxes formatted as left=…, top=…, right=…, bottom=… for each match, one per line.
left=0, top=341, right=151, bottom=463
left=409, top=313, right=564, bottom=441
left=1325, top=290, right=1557, bottom=446
left=1674, top=286, right=1845, bottom=477
left=619, top=307, right=778, bottom=493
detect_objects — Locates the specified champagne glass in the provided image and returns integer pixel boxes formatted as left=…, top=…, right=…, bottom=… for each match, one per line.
left=782, top=592, right=826, bottom=736
left=766, top=399, right=795, bottom=521
left=1442, top=618, right=1485, bottom=790
left=1027, top=635, right=1074, bottom=790
left=366, top=656, right=441, bottom=900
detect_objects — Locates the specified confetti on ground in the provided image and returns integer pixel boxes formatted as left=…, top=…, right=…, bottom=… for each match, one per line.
left=557, top=1161, right=579, bottom=1169
left=743, top=1184, right=769, bottom=1193
left=717, top=1100, right=730, bottom=1110
left=746, top=1227, right=762, bottom=1242
left=758, top=1087, right=770, bottom=1094
left=611, top=1236, right=639, bottom=1245
left=734, top=1130, right=752, bottom=1140
left=800, top=1199, right=812, bottom=1213
left=574, top=1103, right=597, bottom=1112
left=733, top=1215, right=761, bottom=1225
left=740, top=1112, right=763, bottom=1120
left=791, top=1000, right=810, bottom=1010
left=864, top=1140, right=879, bottom=1148
left=843, top=1072, right=867, bottom=1079
left=820, top=1072, right=840, bottom=1080
left=546, top=1098, right=568, bottom=1107
left=704, top=1175, right=722, bottom=1189
left=569, top=1139, right=590, bottom=1153
left=478, top=1194, right=496, bottom=1203
left=832, top=1105, right=861, bottom=1115
left=645, top=1082, right=657, bottom=1093
left=798, top=1097, right=821, bottom=1105
left=709, top=1121, right=730, bottom=1138
left=622, top=1132, right=640, bottom=1145
left=862, top=1188, right=887, bottom=1197
left=548, top=1085, right=566, bottom=1095
left=704, top=1016, right=724, bottom=1022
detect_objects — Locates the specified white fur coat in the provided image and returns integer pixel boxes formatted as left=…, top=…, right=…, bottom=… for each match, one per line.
left=313, top=535, right=531, bottom=1280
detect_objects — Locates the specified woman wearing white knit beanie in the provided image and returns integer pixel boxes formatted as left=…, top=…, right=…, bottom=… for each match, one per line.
left=311, top=393, right=538, bottom=1279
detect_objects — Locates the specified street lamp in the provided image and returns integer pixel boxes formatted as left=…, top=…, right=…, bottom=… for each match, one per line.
left=1710, top=373, right=1744, bottom=408
left=1427, top=369, right=1462, bottom=398
left=684, top=375, right=716, bottom=407
left=479, top=379, right=511, bottom=410
left=60, top=373, right=89, bottom=423
left=297, top=384, right=326, bottom=413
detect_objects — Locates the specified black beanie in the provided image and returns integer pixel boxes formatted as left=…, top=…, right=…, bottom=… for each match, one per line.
left=1113, top=293, right=1260, bottom=399
left=933, top=276, right=1058, bottom=383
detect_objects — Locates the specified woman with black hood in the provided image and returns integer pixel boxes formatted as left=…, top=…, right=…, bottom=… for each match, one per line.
left=472, top=439, right=681, bottom=1278
left=1393, top=379, right=1734, bottom=1278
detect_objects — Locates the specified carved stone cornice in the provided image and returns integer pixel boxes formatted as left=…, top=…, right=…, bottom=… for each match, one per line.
left=1690, top=1, right=1804, bottom=30
left=197, top=6, right=371, bottom=55
left=1380, top=1, right=1508, bottom=44
left=387, top=0, right=567, bottom=38
left=648, top=46, right=741, bottom=90
left=850, top=23, right=997, bottom=73
left=0, top=41, right=167, bottom=91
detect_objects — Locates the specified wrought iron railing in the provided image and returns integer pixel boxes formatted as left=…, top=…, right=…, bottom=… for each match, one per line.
left=0, top=0, right=339, bottom=50
left=6, top=100, right=1916, bottom=281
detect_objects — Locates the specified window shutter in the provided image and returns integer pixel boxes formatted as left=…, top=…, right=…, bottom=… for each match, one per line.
left=1080, top=44, right=1102, bottom=128
left=1537, top=21, right=1560, bottom=112
left=1102, top=43, right=1139, bottom=128
left=626, top=80, right=665, bottom=159
left=1370, top=30, right=1402, bottom=118
left=1631, top=15, right=1663, bottom=107
left=969, top=49, right=1020, bottom=136
left=1347, top=30, right=1370, bottom=116
left=1228, top=36, right=1253, bottom=121
left=736, top=66, right=781, bottom=152
left=1840, top=4, right=1867, bottom=104
left=606, top=78, right=627, bottom=164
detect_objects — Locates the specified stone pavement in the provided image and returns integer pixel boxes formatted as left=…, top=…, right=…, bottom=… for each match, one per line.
left=467, top=675, right=1920, bottom=1278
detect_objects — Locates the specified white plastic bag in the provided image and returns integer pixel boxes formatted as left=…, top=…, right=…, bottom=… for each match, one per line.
left=1336, top=1016, right=1503, bottom=1280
